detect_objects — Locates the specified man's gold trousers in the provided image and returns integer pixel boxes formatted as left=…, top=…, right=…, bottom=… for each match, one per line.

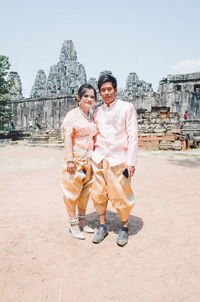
left=91, top=159, right=135, bottom=222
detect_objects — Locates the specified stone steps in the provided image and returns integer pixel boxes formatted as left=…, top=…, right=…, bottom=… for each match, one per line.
left=28, top=134, right=49, bottom=144
left=28, top=129, right=63, bottom=144
left=48, top=130, right=62, bottom=144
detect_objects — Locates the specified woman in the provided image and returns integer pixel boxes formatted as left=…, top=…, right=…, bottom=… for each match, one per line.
left=60, top=84, right=98, bottom=240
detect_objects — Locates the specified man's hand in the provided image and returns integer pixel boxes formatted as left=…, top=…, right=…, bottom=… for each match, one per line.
left=125, top=165, right=135, bottom=178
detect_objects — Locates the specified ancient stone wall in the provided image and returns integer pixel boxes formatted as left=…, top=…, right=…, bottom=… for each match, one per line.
left=158, top=72, right=200, bottom=120
left=11, top=95, right=76, bottom=130
left=182, top=120, right=200, bottom=148
left=137, top=109, right=182, bottom=150
left=9, top=94, right=200, bottom=150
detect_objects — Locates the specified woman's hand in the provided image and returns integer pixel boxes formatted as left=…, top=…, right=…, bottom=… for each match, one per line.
left=67, top=160, right=76, bottom=174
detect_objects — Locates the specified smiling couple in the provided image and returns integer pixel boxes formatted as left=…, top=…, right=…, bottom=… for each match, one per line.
left=60, top=73, right=138, bottom=247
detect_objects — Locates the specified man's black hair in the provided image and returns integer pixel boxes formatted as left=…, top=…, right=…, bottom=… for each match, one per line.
left=97, top=74, right=117, bottom=91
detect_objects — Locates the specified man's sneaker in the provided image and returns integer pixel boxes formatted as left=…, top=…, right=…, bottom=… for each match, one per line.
left=92, top=226, right=108, bottom=244
left=116, top=229, right=128, bottom=247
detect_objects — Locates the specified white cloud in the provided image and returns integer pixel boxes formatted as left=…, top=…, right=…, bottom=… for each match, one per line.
left=171, top=58, right=200, bottom=74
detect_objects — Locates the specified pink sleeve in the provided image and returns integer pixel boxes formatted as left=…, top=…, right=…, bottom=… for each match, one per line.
left=126, top=104, right=138, bottom=166
left=61, top=115, right=74, bottom=140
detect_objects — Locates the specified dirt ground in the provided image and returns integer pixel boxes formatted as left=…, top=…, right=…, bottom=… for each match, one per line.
left=0, top=144, right=200, bottom=302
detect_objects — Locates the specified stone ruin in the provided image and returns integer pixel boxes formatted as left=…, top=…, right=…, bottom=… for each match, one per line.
left=124, top=72, right=153, bottom=97
left=5, top=40, right=200, bottom=150
left=137, top=107, right=182, bottom=150
left=30, top=40, right=87, bottom=98
left=158, top=72, right=200, bottom=120
left=7, top=72, right=23, bottom=100
left=30, top=70, right=47, bottom=98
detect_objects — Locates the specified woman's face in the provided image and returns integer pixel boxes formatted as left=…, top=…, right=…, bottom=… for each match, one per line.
left=79, top=89, right=96, bottom=113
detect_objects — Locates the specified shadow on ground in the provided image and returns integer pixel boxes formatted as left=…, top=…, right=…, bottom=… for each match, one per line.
left=87, top=210, right=143, bottom=236
left=168, top=159, right=200, bottom=168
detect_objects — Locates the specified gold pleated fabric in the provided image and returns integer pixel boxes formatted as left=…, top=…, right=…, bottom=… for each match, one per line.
left=91, top=159, right=135, bottom=222
left=60, top=153, right=93, bottom=215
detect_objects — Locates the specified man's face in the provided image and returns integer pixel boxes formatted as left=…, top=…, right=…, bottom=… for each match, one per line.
left=99, top=82, right=117, bottom=106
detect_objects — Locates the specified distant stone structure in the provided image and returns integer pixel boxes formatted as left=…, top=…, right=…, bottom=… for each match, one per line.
left=158, top=72, right=200, bottom=120
left=11, top=95, right=76, bottom=130
left=6, top=40, right=200, bottom=150
left=137, top=107, right=182, bottom=150
left=30, top=40, right=87, bottom=98
left=30, top=70, right=47, bottom=98
left=125, top=72, right=153, bottom=96
left=7, top=72, right=23, bottom=100
left=88, top=77, right=98, bottom=91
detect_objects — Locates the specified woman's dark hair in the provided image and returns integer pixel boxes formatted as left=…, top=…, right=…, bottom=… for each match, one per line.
left=77, top=83, right=97, bottom=102
left=97, top=74, right=117, bottom=91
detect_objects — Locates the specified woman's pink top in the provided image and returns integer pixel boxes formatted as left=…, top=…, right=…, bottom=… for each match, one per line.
left=61, top=107, right=98, bottom=151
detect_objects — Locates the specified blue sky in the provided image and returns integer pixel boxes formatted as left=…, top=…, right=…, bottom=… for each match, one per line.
left=1, top=0, right=200, bottom=97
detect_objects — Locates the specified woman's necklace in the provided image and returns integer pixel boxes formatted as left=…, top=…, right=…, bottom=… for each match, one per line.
left=79, top=107, right=92, bottom=121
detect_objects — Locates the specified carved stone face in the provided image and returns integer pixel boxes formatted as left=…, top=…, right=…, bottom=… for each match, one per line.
left=79, top=89, right=96, bottom=114
left=99, top=82, right=117, bottom=106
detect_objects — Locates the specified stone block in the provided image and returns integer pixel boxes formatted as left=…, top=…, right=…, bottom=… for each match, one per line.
left=159, top=140, right=173, bottom=150
left=154, top=127, right=166, bottom=133
left=160, top=112, right=170, bottom=119
left=138, top=136, right=150, bottom=141
left=149, top=112, right=159, bottom=118
left=163, top=135, right=175, bottom=141
left=138, top=140, right=159, bottom=150
left=162, top=117, right=170, bottom=123
left=154, top=133, right=165, bottom=137
left=159, top=140, right=181, bottom=150
left=171, top=127, right=181, bottom=134
left=149, top=136, right=160, bottom=141
left=172, top=140, right=182, bottom=150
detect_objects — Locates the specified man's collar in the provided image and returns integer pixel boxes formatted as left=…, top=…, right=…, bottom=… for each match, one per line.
left=103, top=98, right=117, bottom=109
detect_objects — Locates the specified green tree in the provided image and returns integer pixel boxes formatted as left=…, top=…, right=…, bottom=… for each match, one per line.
left=0, top=55, right=14, bottom=134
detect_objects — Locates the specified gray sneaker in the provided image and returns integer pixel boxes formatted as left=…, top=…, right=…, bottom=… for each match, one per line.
left=117, top=229, right=128, bottom=247
left=92, top=226, right=108, bottom=244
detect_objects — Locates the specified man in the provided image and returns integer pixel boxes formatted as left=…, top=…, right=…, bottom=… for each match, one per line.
left=91, top=74, right=138, bottom=246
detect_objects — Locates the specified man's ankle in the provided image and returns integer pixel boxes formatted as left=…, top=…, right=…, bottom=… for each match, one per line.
left=100, top=224, right=107, bottom=231
left=121, top=226, right=128, bottom=233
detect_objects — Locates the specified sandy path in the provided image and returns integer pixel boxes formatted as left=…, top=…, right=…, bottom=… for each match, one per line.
left=0, top=145, right=200, bottom=302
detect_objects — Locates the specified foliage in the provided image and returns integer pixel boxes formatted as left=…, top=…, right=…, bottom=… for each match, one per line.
left=0, top=55, right=14, bottom=134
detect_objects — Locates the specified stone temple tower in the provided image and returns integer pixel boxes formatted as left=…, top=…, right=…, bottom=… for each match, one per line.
left=125, top=72, right=153, bottom=96
left=30, top=40, right=87, bottom=97
left=30, top=70, right=47, bottom=98
left=46, top=40, right=87, bottom=96
left=7, top=72, right=23, bottom=100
